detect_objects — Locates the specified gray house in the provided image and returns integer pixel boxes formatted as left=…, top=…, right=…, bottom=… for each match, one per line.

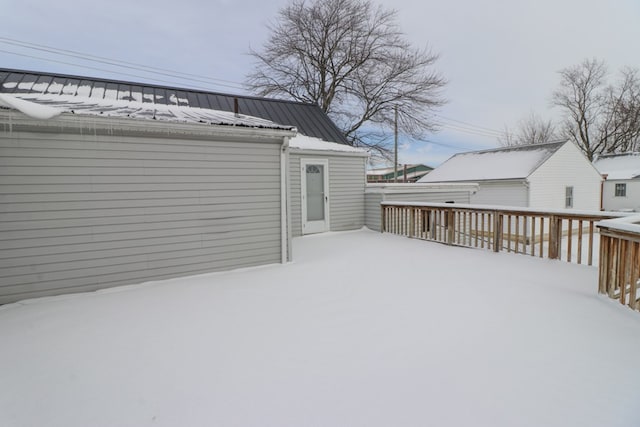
left=594, top=152, right=640, bottom=212
left=0, top=69, right=367, bottom=304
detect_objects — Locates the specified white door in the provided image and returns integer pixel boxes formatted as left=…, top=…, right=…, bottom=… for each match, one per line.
left=301, top=159, right=329, bottom=234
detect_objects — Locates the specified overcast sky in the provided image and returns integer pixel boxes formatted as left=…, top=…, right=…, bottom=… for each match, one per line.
left=2, top=0, right=639, bottom=166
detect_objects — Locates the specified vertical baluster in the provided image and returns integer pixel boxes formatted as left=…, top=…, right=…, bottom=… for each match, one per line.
left=531, top=216, right=536, bottom=256
left=507, top=215, right=512, bottom=252
left=598, top=233, right=607, bottom=294
left=539, top=217, right=545, bottom=258
left=588, top=222, right=594, bottom=266
left=630, top=242, right=639, bottom=310
left=515, top=215, right=520, bottom=254
left=480, top=213, right=485, bottom=248
left=567, top=219, right=573, bottom=263
left=487, top=213, right=494, bottom=249
left=620, top=239, right=630, bottom=306
left=577, top=220, right=583, bottom=264
left=610, top=237, right=620, bottom=298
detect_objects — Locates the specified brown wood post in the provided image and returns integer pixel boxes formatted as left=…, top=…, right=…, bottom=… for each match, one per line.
left=447, top=209, right=455, bottom=245
left=492, top=212, right=502, bottom=252
left=430, top=210, right=436, bottom=240
left=566, top=219, right=573, bottom=263
left=609, top=237, right=619, bottom=298
left=598, top=232, right=608, bottom=295
left=549, top=215, right=560, bottom=260
left=577, top=220, right=583, bottom=265
left=381, top=204, right=386, bottom=233
left=588, top=222, right=594, bottom=266
left=630, top=242, right=639, bottom=310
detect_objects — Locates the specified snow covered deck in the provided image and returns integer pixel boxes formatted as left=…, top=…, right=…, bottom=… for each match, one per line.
left=1, top=229, right=639, bottom=426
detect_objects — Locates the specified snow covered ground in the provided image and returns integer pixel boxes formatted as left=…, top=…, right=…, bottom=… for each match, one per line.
left=1, top=229, right=639, bottom=427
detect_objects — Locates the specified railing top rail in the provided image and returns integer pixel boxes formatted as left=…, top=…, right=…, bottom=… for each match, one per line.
left=597, top=215, right=640, bottom=235
left=380, top=201, right=632, bottom=219
left=366, top=182, right=479, bottom=194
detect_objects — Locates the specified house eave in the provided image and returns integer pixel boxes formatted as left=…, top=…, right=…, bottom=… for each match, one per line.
left=289, top=147, right=369, bottom=158
left=0, top=109, right=297, bottom=142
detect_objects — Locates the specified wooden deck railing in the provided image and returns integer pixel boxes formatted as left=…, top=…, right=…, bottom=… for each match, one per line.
left=381, top=202, right=624, bottom=266
left=597, top=216, right=640, bottom=312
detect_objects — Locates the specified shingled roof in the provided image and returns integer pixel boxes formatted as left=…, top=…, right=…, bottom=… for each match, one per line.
left=0, top=68, right=348, bottom=144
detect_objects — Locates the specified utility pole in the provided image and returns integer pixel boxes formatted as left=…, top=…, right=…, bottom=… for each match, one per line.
left=394, top=105, right=398, bottom=183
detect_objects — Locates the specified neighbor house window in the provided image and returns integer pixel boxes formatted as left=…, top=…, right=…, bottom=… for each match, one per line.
left=565, top=186, right=574, bottom=208
left=615, top=183, right=627, bottom=197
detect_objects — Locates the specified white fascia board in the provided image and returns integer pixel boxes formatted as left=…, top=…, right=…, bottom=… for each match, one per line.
left=289, top=147, right=369, bottom=158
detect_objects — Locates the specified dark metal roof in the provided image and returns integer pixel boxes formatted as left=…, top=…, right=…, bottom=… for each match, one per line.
left=0, top=68, right=349, bottom=144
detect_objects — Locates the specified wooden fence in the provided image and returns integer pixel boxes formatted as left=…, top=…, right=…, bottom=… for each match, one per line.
left=380, top=202, right=622, bottom=265
left=597, top=217, right=640, bottom=312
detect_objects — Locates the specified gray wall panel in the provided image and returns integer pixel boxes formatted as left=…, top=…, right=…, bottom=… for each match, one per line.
left=0, top=129, right=284, bottom=304
left=289, top=152, right=366, bottom=237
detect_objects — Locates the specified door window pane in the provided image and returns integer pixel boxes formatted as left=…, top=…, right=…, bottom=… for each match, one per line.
left=306, top=165, right=324, bottom=221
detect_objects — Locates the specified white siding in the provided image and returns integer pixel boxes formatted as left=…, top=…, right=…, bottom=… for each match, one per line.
left=289, top=152, right=366, bottom=237
left=471, top=181, right=528, bottom=207
left=0, top=126, right=284, bottom=304
left=602, top=180, right=640, bottom=212
left=528, top=142, right=602, bottom=210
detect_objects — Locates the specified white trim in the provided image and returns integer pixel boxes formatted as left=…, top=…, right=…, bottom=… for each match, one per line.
left=280, top=137, right=290, bottom=263
left=365, top=182, right=479, bottom=194
left=301, top=158, right=330, bottom=234
left=289, top=147, right=369, bottom=158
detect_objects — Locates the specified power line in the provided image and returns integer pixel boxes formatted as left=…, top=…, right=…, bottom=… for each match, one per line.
left=0, top=37, right=247, bottom=92
left=0, top=49, right=247, bottom=93
left=438, top=122, right=504, bottom=140
left=422, top=138, right=491, bottom=151
left=435, top=113, right=504, bottom=135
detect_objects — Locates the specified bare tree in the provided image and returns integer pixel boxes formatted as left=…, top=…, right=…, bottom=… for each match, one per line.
left=600, top=67, right=640, bottom=153
left=500, top=112, right=558, bottom=146
left=552, top=59, right=640, bottom=160
left=246, top=0, right=446, bottom=156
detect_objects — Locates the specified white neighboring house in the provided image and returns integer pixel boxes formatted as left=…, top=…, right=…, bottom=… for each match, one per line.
left=419, top=141, right=603, bottom=211
left=594, top=152, right=640, bottom=212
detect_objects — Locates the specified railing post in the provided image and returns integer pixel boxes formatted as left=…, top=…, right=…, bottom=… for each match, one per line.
left=549, top=215, right=560, bottom=260
left=380, top=204, right=386, bottom=233
left=446, top=209, right=455, bottom=245
left=410, top=208, right=415, bottom=238
left=598, top=233, right=608, bottom=295
left=493, top=212, right=503, bottom=252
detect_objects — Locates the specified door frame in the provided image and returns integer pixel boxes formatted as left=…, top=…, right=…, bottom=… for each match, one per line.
left=301, top=158, right=330, bottom=235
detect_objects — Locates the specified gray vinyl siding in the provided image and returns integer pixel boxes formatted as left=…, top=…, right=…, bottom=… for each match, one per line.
left=602, top=179, right=640, bottom=212
left=471, top=181, right=528, bottom=207
left=289, top=152, right=366, bottom=237
left=365, top=190, right=472, bottom=232
left=0, top=129, right=284, bottom=304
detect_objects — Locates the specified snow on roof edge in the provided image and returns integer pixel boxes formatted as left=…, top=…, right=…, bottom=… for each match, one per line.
left=1, top=93, right=295, bottom=131
left=0, top=93, right=62, bottom=120
left=289, top=134, right=368, bottom=155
